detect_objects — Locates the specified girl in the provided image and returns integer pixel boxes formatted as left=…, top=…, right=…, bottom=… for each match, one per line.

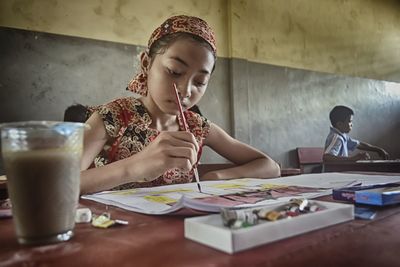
left=80, top=15, right=280, bottom=194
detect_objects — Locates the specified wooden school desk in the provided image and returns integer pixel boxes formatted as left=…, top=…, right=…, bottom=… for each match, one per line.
left=324, top=160, right=400, bottom=173
left=1, top=195, right=400, bottom=267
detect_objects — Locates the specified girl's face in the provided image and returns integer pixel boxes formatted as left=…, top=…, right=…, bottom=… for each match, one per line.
left=144, top=37, right=215, bottom=115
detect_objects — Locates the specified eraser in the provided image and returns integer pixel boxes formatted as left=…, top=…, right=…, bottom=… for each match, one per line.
left=75, top=208, right=92, bottom=223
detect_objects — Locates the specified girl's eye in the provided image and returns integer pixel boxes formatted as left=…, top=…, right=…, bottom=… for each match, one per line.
left=195, top=82, right=206, bottom=87
left=168, top=68, right=181, bottom=76
left=194, top=78, right=207, bottom=87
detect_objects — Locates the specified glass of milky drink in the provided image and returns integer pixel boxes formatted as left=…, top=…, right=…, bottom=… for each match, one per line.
left=1, top=121, right=86, bottom=245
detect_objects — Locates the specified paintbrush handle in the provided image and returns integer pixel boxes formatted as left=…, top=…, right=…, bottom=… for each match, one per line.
left=173, top=83, right=202, bottom=192
left=173, top=83, right=188, bottom=132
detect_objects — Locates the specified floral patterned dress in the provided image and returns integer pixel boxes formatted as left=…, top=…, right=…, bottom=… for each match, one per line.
left=93, top=97, right=210, bottom=190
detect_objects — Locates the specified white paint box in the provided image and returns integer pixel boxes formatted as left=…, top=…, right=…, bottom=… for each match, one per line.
left=184, top=200, right=354, bottom=254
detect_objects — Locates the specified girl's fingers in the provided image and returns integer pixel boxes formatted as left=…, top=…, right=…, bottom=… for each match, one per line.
left=165, top=147, right=197, bottom=166
left=137, top=131, right=200, bottom=173
left=157, top=131, right=199, bottom=152
left=165, top=157, right=193, bottom=172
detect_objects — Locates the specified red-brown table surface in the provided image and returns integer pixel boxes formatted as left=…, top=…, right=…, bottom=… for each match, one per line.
left=1, top=195, right=400, bottom=267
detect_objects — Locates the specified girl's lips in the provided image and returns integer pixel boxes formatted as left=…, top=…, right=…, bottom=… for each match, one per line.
left=168, top=99, right=189, bottom=110
left=167, top=100, right=184, bottom=111
left=180, top=100, right=190, bottom=108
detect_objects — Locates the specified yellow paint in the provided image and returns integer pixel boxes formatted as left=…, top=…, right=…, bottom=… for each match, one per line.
left=260, top=184, right=286, bottom=190
left=92, top=214, right=115, bottom=228
left=148, top=189, right=193, bottom=194
left=108, top=188, right=192, bottom=195
left=108, top=189, right=137, bottom=195
left=144, top=195, right=176, bottom=204
left=210, top=183, right=245, bottom=189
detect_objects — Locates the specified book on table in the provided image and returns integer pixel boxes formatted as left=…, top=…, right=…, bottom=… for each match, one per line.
left=82, top=178, right=331, bottom=215
left=82, top=173, right=400, bottom=215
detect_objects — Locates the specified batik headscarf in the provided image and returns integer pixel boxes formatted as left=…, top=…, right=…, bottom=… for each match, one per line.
left=126, top=15, right=217, bottom=96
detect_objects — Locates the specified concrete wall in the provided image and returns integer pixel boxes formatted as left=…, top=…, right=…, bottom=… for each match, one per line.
left=1, top=27, right=399, bottom=169
left=0, top=0, right=229, bottom=56
left=230, top=0, right=400, bottom=82
left=1, top=0, right=400, bottom=170
left=0, top=27, right=231, bottom=164
left=231, top=59, right=400, bottom=167
left=1, top=0, right=400, bottom=82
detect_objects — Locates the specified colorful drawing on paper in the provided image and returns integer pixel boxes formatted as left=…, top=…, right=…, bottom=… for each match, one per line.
left=188, top=186, right=326, bottom=207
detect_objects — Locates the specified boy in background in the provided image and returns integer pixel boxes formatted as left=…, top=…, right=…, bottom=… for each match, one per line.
left=323, top=105, right=389, bottom=162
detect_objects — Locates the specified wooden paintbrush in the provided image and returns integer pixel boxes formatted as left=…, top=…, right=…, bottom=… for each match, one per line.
left=173, top=83, right=202, bottom=193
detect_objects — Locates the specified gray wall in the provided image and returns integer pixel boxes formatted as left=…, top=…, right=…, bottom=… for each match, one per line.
left=231, top=59, right=400, bottom=167
left=0, top=27, right=230, bottom=166
left=1, top=27, right=399, bottom=170
left=0, top=27, right=136, bottom=121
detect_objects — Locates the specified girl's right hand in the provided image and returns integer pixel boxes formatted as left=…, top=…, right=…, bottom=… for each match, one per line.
left=127, top=131, right=199, bottom=182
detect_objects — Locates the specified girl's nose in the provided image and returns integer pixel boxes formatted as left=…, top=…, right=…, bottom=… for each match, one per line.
left=177, top=83, right=191, bottom=99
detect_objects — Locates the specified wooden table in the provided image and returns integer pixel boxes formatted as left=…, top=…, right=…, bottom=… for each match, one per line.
left=324, top=160, right=400, bottom=173
left=198, top=163, right=302, bottom=177
left=1, top=195, right=400, bottom=267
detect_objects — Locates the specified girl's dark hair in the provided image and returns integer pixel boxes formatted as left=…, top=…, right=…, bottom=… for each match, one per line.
left=148, top=32, right=216, bottom=71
